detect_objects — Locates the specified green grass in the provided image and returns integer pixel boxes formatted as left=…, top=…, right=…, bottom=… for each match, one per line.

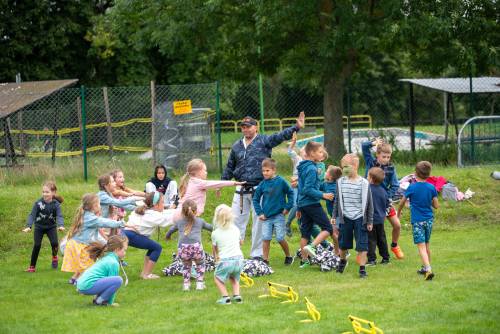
left=0, top=165, right=499, bottom=333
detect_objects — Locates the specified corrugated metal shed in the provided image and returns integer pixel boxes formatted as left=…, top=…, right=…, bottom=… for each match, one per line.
left=0, top=79, right=78, bottom=119
left=399, top=77, right=500, bottom=94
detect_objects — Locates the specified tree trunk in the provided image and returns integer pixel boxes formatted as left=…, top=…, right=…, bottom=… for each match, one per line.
left=323, top=78, right=347, bottom=161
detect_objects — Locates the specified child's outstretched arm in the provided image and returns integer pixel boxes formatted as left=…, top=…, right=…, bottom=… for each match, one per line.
left=55, top=201, right=65, bottom=230
left=23, top=202, right=39, bottom=232
left=165, top=224, right=178, bottom=240
left=202, top=180, right=245, bottom=190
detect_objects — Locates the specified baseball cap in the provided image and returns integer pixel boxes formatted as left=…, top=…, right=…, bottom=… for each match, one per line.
left=239, top=116, right=258, bottom=127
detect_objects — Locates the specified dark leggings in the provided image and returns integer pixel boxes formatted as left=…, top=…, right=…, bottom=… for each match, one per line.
left=30, top=226, right=59, bottom=267
left=123, top=230, right=163, bottom=262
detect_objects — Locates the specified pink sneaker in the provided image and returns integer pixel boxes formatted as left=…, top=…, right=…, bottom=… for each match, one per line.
left=25, top=266, right=35, bottom=273
left=51, top=256, right=58, bottom=269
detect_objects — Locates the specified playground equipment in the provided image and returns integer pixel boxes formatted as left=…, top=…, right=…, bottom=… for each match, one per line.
left=295, top=297, right=321, bottom=323
left=342, top=315, right=384, bottom=334
left=258, top=281, right=299, bottom=304
left=240, top=273, right=254, bottom=288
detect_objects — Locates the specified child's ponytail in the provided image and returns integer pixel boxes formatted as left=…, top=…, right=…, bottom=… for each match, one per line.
left=86, top=235, right=128, bottom=261
left=178, top=159, right=204, bottom=198
left=67, top=193, right=99, bottom=239
left=135, top=192, right=159, bottom=215
left=181, top=200, right=197, bottom=236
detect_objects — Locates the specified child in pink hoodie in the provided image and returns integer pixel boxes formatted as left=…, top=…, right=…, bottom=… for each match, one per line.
left=177, top=159, right=244, bottom=217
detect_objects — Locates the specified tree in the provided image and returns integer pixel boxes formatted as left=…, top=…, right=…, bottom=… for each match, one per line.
left=91, top=0, right=498, bottom=158
left=0, top=1, right=97, bottom=83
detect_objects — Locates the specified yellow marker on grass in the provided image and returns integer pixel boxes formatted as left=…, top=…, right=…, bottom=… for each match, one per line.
left=295, top=297, right=321, bottom=323
left=342, top=315, right=384, bottom=334
left=240, top=273, right=254, bottom=288
left=258, top=281, right=299, bottom=303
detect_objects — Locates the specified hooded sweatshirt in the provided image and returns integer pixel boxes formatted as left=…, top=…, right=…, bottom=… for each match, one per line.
left=297, top=160, right=324, bottom=208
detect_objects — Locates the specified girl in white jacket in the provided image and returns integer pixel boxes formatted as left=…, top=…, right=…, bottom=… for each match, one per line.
left=124, top=192, right=174, bottom=279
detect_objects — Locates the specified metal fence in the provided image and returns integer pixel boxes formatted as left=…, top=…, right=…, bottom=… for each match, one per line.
left=1, top=77, right=498, bottom=175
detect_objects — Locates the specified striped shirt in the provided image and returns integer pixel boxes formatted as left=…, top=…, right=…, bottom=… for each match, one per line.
left=340, top=177, right=363, bottom=220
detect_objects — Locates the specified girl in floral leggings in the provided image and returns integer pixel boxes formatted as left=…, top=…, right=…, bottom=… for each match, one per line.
left=166, top=200, right=213, bottom=291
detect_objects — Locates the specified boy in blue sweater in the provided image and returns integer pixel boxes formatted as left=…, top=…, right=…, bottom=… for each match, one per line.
left=297, top=142, right=335, bottom=267
left=397, top=161, right=439, bottom=281
left=253, top=158, right=295, bottom=265
left=362, top=138, right=404, bottom=260
left=367, top=167, right=390, bottom=266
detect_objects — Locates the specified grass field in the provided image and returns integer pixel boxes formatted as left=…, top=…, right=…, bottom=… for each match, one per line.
left=0, top=162, right=499, bottom=333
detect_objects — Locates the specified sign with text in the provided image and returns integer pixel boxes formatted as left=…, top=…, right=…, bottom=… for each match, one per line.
left=173, top=100, right=192, bottom=115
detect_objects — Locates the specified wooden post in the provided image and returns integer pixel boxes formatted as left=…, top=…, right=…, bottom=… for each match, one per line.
left=17, top=112, right=26, bottom=155
left=103, top=87, right=114, bottom=156
left=150, top=81, right=156, bottom=165
left=5, top=117, right=17, bottom=166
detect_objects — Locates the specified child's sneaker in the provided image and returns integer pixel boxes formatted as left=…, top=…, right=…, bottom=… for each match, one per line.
left=216, top=296, right=231, bottom=305
left=304, top=244, right=317, bottom=258
left=299, top=260, right=310, bottom=269
left=359, top=269, right=368, bottom=278
left=284, top=256, right=294, bottom=265
left=195, top=281, right=206, bottom=290
left=380, top=258, right=390, bottom=265
left=417, top=266, right=426, bottom=275
left=68, top=278, right=77, bottom=285
left=232, top=295, right=243, bottom=304
left=336, top=260, right=348, bottom=273
left=424, top=271, right=435, bottom=281
left=183, top=283, right=190, bottom=291
left=366, top=260, right=376, bottom=266
left=25, top=266, right=35, bottom=273
left=51, top=256, right=58, bottom=269
left=391, top=245, right=404, bottom=259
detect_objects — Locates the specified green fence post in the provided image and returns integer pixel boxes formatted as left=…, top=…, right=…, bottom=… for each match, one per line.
left=80, top=85, right=88, bottom=182
left=216, top=81, right=223, bottom=177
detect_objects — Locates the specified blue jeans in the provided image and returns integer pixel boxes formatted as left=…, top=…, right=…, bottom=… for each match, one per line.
left=123, top=230, right=162, bottom=262
left=262, top=214, right=286, bottom=242
left=79, top=276, right=123, bottom=302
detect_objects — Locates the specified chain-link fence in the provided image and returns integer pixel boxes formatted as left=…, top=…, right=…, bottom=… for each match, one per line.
left=1, top=77, right=498, bottom=175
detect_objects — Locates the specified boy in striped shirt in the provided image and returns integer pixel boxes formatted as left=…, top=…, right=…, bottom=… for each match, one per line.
left=333, top=154, right=374, bottom=278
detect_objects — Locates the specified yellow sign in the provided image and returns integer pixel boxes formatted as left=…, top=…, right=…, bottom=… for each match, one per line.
left=173, top=100, right=192, bottom=115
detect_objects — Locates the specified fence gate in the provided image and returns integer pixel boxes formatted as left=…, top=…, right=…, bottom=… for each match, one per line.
left=457, top=116, right=500, bottom=167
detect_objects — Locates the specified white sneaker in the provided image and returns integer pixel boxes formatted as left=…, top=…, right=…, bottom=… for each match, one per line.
left=183, top=283, right=190, bottom=291
left=196, top=281, right=206, bottom=290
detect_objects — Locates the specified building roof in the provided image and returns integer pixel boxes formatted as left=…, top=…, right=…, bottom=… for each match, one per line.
left=0, top=79, right=78, bottom=119
left=399, top=77, right=500, bottom=94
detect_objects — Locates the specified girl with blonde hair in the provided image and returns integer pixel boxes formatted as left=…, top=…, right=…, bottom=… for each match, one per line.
left=211, top=204, right=244, bottom=304
left=177, top=159, right=244, bottom=217
left=61, top=193, right=134, bottom=285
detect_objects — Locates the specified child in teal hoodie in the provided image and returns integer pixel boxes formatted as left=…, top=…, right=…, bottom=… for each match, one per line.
left=77, top=235, right=128, bottom=306
left=297, top=142, right=335, bottom=267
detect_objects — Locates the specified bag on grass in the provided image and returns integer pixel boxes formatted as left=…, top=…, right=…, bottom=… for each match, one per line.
left=242, top=259, right=274, bottom=277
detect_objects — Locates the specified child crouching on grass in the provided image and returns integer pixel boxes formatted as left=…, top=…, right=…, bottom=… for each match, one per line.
left=397, top=161, right=439, bottom=281
left=211, top=204, right=244, bottom=305
left=77, top=235, right=128, bottom=306
left=62, top=193, right=134, bottom=285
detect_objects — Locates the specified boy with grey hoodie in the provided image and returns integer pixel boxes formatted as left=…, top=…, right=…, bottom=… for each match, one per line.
left=333, top=154, right=373, bottom=278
